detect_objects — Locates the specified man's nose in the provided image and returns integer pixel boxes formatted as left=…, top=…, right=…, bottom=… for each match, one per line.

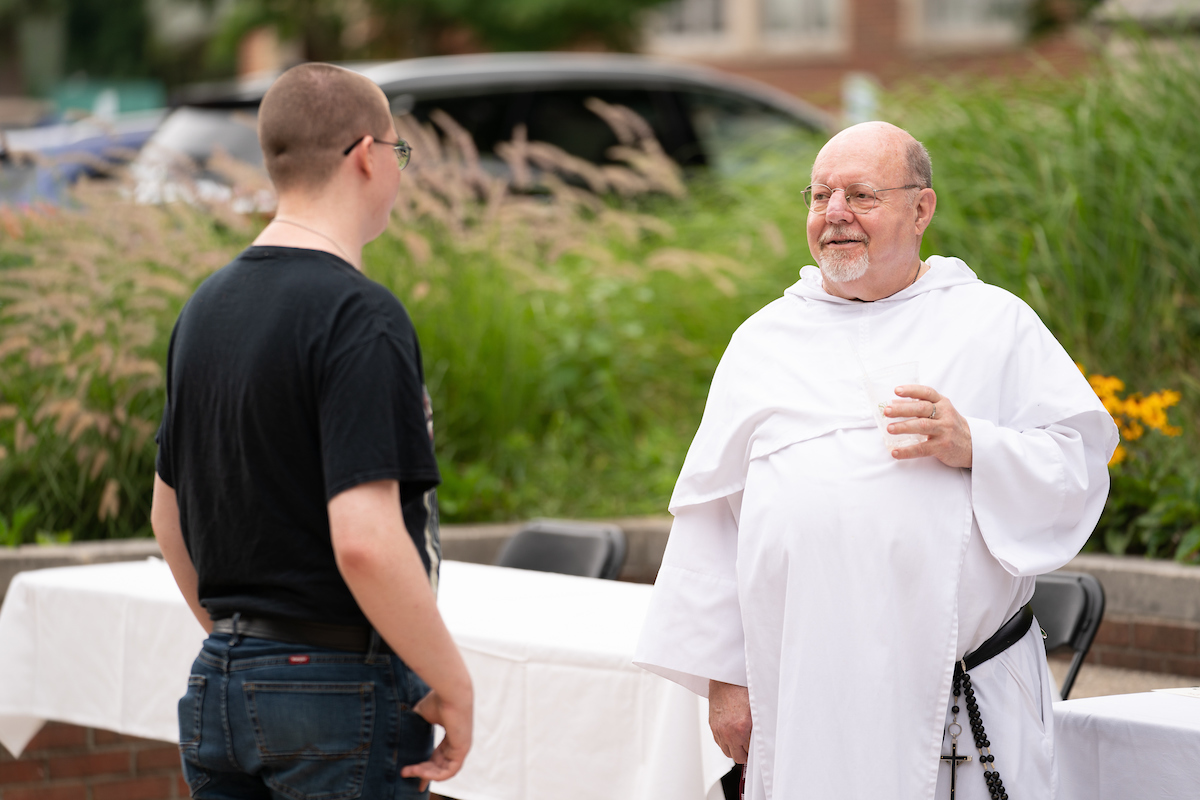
left=825, top=189, right=855, bottom=222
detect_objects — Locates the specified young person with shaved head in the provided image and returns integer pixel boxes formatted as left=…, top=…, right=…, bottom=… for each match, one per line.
left=635, top=122, right=1118, bottom=800
left=151, top=63, right=472, bottom=799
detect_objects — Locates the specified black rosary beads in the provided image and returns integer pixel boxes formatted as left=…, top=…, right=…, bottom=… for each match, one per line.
left=953, top=663, right=1009, bottom=800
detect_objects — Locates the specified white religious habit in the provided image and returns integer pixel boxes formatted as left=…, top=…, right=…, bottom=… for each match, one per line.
left=634, top=256, right=1118, bottom=800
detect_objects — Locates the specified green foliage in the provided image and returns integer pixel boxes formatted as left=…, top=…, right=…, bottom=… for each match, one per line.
left=3, top=46, right=1200, bottom=561
left=366, top=222, right=783, bottom=519
left=0, top=0, right=227, bottom=88
left=209, top=0, right=674, bottom=66
left=0, top=185, right=232, bottom=542
left=366, top=108, right=820, bottom=519
left=887, top=40, right=1200, bottom=561
left=207, top=0, right=344, bottom=72
left=62, top=0, right=152, bottom=79
left=1027, top=0, right=1105, bottom=38
left=384, top=0, right=675, bottom=52
left=1089, top=444, right=1200, bottom=564
left=890, top=39, right=1200, bottom=431
left=0, top=0, right=155, bottom=80
left=0, top=504, right=37, bottom=547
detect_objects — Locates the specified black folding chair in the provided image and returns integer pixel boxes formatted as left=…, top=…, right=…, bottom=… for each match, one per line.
left=493, top=519, right=627, bottom=580
left=1030, top=571, right=1106, bottom=700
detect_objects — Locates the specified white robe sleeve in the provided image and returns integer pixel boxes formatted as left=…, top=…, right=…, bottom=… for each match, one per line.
left=633, top=495, right=746, bottom=697
left=968, top=410, right=1114, bottom=577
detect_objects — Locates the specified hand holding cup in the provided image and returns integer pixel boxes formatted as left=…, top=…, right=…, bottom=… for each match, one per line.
left=883, top=383, right=973, bottom=469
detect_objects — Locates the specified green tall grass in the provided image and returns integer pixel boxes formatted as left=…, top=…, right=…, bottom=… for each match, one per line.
left=366, top=108, right=821, bottom=518
left=896, top=41, right=1200, bottom=405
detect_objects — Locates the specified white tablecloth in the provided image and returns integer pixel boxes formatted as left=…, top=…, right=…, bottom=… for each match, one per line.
left=0, top=559, right=731, bottom=800
left=1053, top=692, right=1200, bottom=800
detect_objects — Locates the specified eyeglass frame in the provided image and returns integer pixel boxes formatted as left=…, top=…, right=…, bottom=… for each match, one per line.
left=802, top=182, right=923, bottom=214
left=342, top=135, right=412, bottom=170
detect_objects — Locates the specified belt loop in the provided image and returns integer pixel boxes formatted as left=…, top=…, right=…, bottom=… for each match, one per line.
left=367, top=629, right=381, bottom=663
left=230, top=612, right=242, bottom=647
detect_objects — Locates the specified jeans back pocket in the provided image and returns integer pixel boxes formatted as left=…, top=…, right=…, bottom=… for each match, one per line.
left=178, top=675, right=209, bottom=793
left=179, top=675, right=206, bottom=749
left=243, top=681, right=375, bottom=800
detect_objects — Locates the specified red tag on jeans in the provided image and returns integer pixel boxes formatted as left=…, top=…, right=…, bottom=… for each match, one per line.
left=288, top=655, right=310, bottom=665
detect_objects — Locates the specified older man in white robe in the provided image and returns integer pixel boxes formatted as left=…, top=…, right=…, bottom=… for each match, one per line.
left=633, top=121, right=1118, bottom=800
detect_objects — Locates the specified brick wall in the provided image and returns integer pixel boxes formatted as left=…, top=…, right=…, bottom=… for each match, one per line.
left=1086, top=614, right=1200, bottom=677
left=718, top=32, right=1095, bottom=110
left=0, top=723, right=186, bottom=800
left=854, top=0, right=903, bottom=59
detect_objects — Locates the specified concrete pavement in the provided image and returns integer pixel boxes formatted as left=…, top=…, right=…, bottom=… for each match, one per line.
left=1049, top=658, right=1197, bottom=699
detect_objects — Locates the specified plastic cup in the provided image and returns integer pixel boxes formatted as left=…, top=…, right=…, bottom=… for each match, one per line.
left=862, top=362, right=926, bottom=451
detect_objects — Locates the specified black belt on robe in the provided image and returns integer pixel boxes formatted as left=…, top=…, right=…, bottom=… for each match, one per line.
left=959, top=603, right=1035, bottom=673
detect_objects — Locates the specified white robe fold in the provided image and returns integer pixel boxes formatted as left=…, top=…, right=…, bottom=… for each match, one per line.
left=634, top=256, right=1118, bottom=800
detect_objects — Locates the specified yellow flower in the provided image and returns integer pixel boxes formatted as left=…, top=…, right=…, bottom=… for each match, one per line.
left=1087, top=373, right=1124, bottom=394
left=1083, top=370, right=1181, bottom=464
left=1121, top=419, right=1145, bottom=441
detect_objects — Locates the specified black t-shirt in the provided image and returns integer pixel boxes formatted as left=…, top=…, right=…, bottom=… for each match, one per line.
left=155, top=246, right=441, bottom=625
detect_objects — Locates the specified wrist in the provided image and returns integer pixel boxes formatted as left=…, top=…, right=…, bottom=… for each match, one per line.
left=435, top=673, right=474, bottom=707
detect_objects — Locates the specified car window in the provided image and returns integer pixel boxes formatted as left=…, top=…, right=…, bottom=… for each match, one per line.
left=408, top=92, right=530, bottom=157
left=525, top=88, right=698, bottom=167
left=680, top=90, right=811, bottom=174
left=408, top=87, right=701, bottom=171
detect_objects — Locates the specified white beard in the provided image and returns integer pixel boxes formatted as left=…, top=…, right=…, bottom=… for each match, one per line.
left=817, top=247, right=870, bottom=283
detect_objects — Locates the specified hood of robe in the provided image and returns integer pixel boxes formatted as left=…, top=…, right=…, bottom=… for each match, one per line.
left=786, top=254, right=982, bottom=305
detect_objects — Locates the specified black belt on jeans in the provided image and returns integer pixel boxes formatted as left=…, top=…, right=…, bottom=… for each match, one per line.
left=960, top=603, right=1034, bottom=672
left=211, top=614, right=389, bottom=654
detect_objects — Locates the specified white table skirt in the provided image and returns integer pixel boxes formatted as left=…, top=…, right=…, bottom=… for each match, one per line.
left=1052, top=691, right=1200, bottom=800
left=0, top=559, right=731, bottom=800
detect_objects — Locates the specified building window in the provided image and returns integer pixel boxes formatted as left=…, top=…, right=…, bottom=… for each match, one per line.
left=655, top=0, right=725, bottom=35
left=645, top=0, right=846, bottom=57
left=905, top=0, right=1029, bottom=49
left=925, top=0, right=1024, bottom=29
left=760, top=0, right=839, bottom=52
left=762, top=0, right=835, bottom=35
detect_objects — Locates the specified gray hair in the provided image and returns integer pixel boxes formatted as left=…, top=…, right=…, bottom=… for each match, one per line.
left=907, top=138, right=932, bottom=189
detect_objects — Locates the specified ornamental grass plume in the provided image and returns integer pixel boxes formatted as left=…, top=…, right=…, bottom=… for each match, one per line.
left=365, top=101, right=798, bottom=520
left=1078, top=364, right=1182, bottom=466
left=389, top=98, right=694, bottom=291
left=0, top=176, right=229, bottom=541
left=0, top=99, right=753, bottom=537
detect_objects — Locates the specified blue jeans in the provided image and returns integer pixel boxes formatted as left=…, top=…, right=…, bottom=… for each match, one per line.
left=178, top=631, right=433, bottom=800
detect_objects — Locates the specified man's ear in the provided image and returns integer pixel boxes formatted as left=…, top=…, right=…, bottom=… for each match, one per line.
left=349, top=135, right=376, bottom=179
left=914, top=188, right=936, bottom=235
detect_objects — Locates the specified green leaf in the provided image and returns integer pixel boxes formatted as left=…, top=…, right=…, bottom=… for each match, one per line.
left=0, top=505, right=38, bottom=547
left=11, top=504, right=37, bottom=538
left=1175, top=527, right=1200, bottom=563
left=1104, top=526, right=1135, bottom=556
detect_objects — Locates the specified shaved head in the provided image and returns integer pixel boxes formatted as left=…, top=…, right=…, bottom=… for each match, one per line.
left=258, top=63, right=394, bottom=193
left=812, top=121, right=932, bottom=194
